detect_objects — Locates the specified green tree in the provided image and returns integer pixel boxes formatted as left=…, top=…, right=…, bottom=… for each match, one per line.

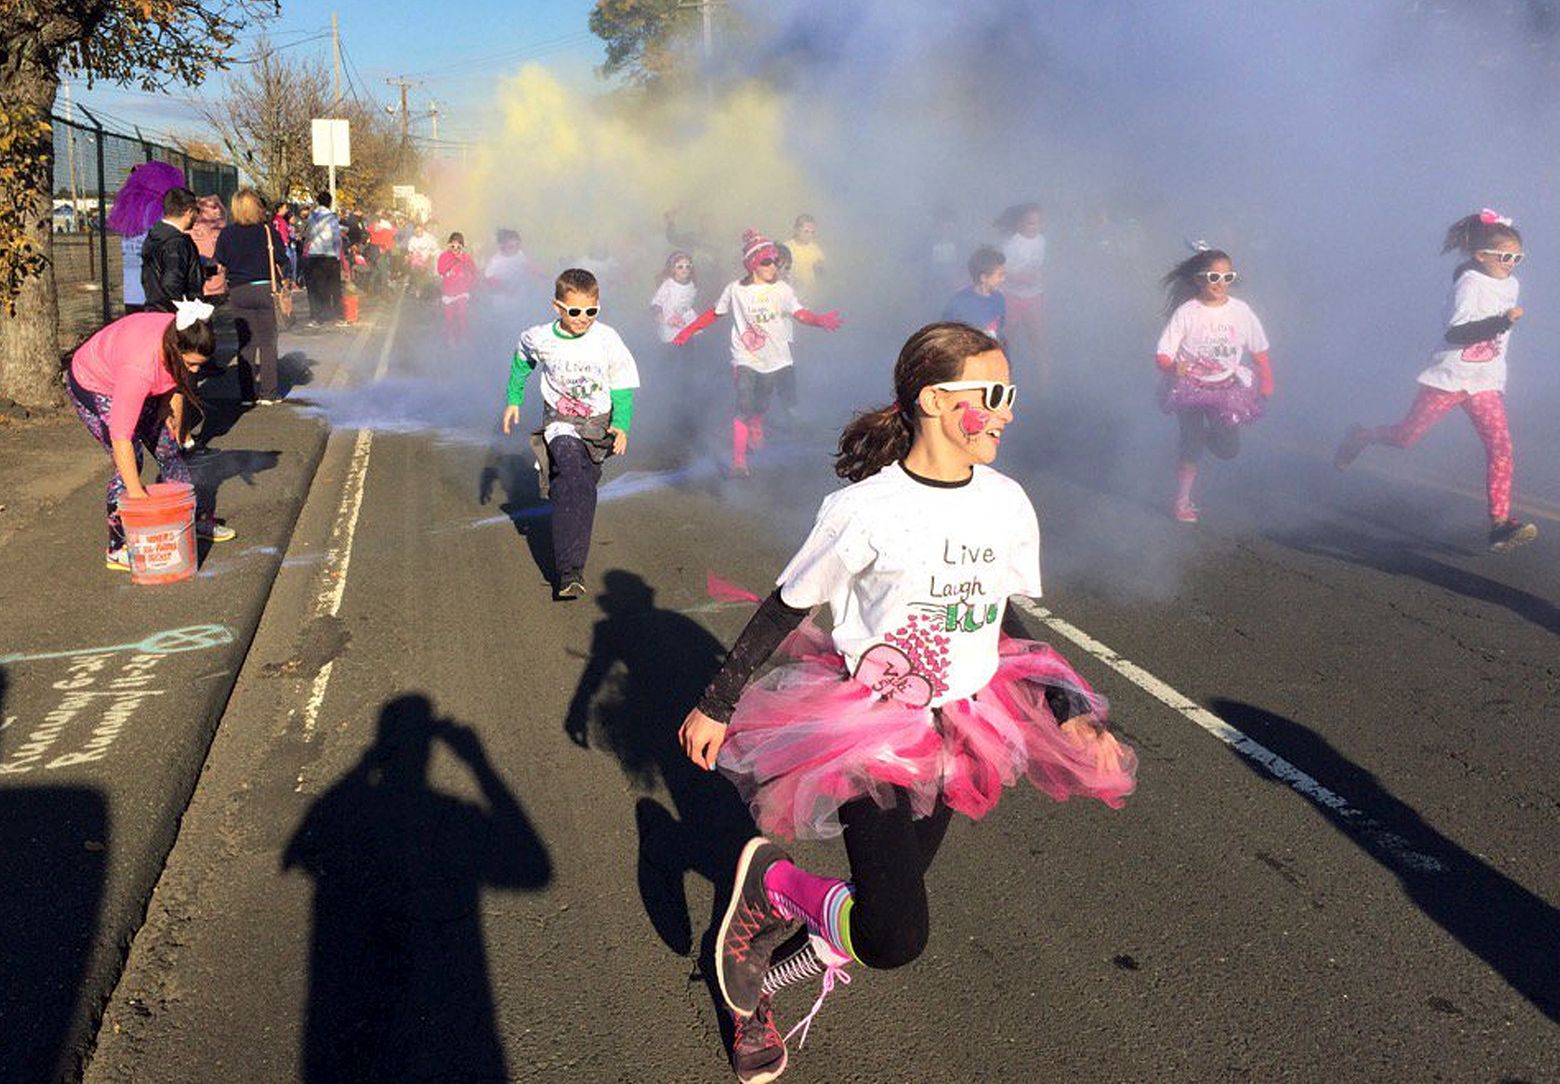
left=0, top=0, right=267, bottom=408
left=588, top=0, right=693, bottom=85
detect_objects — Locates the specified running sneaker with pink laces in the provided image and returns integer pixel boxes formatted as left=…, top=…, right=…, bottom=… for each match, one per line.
left=717, top=838, right=800, bottom=1018
left=731, top=993, right=787, bottom=1083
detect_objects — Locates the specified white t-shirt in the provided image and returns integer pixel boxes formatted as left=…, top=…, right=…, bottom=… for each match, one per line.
left=517, top=320, right=641, bottom=443
left=407, top=232, right=439, bottom=268
left=485, top=250, right=531, bottom=294
left=778, top=462, right=1043, bottom=706
left=1002, top=233, right=1047, bottom=299
left=714, top=279, right=803, bottom=373
left=649, top=278, right=699, bottom=344
left=1418, top=268, right=1518, bottom=395
left=121, top=233, right=146, bottom=306
left=1155, top=297, right=1270, bottom=386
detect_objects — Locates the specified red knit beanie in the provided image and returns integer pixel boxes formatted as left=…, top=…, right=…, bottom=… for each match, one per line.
left=742, top=228, right=779, bottom=272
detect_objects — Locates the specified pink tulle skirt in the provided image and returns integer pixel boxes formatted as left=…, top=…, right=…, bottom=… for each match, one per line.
left=717, top=621, right=1138, bottom=840
left=1159, top=373, right=1265, bottom=426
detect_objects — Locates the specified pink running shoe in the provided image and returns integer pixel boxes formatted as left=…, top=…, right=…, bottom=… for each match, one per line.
left=1173, top=499, right=1199, bottom=524
left=731, top=993, right=787, bottom=1083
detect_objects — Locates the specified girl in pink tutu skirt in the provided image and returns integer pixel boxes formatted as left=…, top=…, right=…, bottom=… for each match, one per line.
left=678, top=322, right=1137, bottom=1083
left=1155, top=246, right=1274, bottom=523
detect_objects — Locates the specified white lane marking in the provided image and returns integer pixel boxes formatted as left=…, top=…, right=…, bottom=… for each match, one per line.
left=1011, top=598, right=1445, bottom=874
left=300, top=429, right=373, bottom=743
left=297, top=294, right=403, bottom=745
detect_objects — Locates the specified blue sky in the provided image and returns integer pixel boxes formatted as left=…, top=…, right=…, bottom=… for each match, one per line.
left=56, top=1, right=607, bottom=149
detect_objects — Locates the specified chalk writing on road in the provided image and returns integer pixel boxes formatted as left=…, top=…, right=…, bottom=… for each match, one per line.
left=0, top=624, right=235, bottom=775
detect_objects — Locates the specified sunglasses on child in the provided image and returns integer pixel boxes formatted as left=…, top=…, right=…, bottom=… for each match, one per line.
left=556, top=303, right=601, bottom=318
left=933, top=380, right=1018, bottom=411
left=1477, top=249, right=1524, bottom=265
left=1197, top=271, right=1238, bottom=284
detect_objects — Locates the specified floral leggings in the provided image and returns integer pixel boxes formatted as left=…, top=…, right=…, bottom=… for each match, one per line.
left=1361, top=386, right=1513, bottom=522
left=68, top=373, right=208, bottom=550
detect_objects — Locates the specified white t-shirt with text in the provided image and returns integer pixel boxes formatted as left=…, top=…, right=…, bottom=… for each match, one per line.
left=1002, top=233, right=1047, bottom=299
left=778, top=462, right=1043, bottom=706
left=517, top=320, right=641, bottom=443
left=1155, top=297, right=1270, bottom=386
left=714, top=279, right=803, bottom=373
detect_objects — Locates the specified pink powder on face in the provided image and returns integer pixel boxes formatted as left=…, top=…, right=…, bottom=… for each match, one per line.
left=956, top=402, right=992, bottom=436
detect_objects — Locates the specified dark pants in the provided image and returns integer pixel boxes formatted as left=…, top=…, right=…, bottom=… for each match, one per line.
left=733, top=365, right=783, bottom=419
left=548, top=434, right=603, bottom=579
left=305, top=255, right=342, bottom=322
left=1178, top=409, right=1240, bottom=463
left=839, top=788, right=953, bottom=969
left=229, top=281, right=279, bottom=399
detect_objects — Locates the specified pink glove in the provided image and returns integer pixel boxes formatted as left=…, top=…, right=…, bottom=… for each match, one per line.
left=673, top=308, right=718, bottom=346
left=796, top=308, right=842, bottom=332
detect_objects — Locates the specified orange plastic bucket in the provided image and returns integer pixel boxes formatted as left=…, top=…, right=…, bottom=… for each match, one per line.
left=342, top=292, right=360, bottom=323
left=119, top=481, right=196, bottom=585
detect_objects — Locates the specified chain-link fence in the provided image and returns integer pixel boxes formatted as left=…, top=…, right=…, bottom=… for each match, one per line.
left=50, top=109, right=238, bottom=350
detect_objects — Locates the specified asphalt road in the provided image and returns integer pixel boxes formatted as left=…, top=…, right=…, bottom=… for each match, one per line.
left=75, top=296, right=1559, bottom=1083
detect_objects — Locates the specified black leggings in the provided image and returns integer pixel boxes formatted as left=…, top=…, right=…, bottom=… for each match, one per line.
left=1178, top=408, right=1240, bottom=463
left=832, top=788, right=954, bottom=970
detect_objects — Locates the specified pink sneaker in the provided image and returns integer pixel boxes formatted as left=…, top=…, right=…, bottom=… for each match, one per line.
left=1173, top=500, right=1199, bottom=524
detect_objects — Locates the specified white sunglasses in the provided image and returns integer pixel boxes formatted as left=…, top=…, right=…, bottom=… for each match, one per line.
left=1198, top=271, right=1238, bottom=284
left=933, top=380, right=1017, bottom=411
left=1477, top=249, right=1524, bottom=266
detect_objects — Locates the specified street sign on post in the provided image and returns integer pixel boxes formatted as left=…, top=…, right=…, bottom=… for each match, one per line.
left=311, top=118, right=351, bottom=206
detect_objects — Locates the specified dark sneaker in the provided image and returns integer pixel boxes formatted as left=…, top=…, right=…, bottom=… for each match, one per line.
left=1489, top=519, right=1537, bottom=553
left=731, top=993, right=787, bottom=1084
left=556, top=573, right=587, bottom=600
left=1334, top=424, right=1368, bottom=470
left=718, top=837, right=797, bottom=1018
left=105, top=547, right=130, bottom=572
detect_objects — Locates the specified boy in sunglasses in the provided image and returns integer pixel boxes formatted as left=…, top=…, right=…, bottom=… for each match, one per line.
left=673, top=229, right=841, bottom=476
left=1154, top=245, right=1273, bottom=523
left=502, top=268, right=640, bottom=599
left=1335, top=209, right=1536, bottom=552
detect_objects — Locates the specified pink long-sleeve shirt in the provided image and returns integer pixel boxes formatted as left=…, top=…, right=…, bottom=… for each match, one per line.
left=71, top=312, right=178, bottom=440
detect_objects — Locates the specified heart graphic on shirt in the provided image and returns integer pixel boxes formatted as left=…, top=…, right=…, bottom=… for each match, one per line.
left=740, top=326, right=769, bottom=353
left=854, top=643, right=934, bottom=709
left=556, top=394, right=592, bottom=417
left=1461, top=340, right=1500, bottom=363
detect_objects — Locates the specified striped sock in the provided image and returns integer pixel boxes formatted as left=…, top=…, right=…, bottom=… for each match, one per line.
left=823, top=883, right=857, bottom=962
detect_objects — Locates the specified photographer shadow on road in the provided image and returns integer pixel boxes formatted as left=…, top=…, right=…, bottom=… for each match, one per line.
left=563, top=570, right=757, bottom=959
left=0, top=665, right=110, bottom=1084
left=1213, top=698, right=1558, bottom=1025
left=282, top=694, right=552, bottom=1082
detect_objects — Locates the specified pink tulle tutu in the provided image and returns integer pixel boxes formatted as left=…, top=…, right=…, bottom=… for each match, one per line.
left=1159, top=373, right=1265, bottom=427
left=717, top=621, right=1137, bottom=840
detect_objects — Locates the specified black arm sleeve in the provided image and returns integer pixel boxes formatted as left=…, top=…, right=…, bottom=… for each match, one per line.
left=697, top=589, right=810, bottom=724
left=1444, top=313, right=1513, bottom=346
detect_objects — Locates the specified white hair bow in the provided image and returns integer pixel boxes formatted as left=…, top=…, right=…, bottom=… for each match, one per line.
left=173, top=298, right=215, bottom=330
left=1186, top=238, right=1211, bottom=252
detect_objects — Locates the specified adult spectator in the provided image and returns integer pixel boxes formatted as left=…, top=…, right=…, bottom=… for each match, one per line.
left=216, top=188, right=290, bottom=405
left=140, top=187, right=203, bottom=313
left=303, top=191, right=345, bottom=325
left=106, top=161, right=186, bottom=315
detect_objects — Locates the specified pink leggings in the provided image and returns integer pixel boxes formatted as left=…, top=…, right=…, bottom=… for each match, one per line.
left=1363, top=386, right=1513, bottom=521
left=442, top=295, right=469, bottom=346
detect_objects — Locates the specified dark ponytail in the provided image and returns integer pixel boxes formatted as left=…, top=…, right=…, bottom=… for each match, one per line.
left=835, top=322, right=1000, bottom=483
left=1442, top=212, right=1521, bottom=256
left=160, top=317, right=213, bottom=407
left=1160, top=248, right=1231, bottom=319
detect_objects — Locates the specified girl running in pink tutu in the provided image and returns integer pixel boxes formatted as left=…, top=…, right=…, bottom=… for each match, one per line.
left=1154, top=246, right=1273, bottom=523
left=1334, top=209, right=1537, bottom=552
left=678, top=322, right=1136, bottom=1082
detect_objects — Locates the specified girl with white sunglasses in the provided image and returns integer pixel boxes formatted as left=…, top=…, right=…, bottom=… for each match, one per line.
left=1334, top=209, right=1536, bottom=552
left=1154, top=246, right=1274, bottom=523
left=678, top=322, right=1135, bottom=1082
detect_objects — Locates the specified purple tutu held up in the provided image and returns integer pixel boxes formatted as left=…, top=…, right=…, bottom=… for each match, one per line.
left=1159, top=372, right=1265, bottom=427
left=717, top=619, right=1137, bottom=841
left=106, top=161, right=187, bottom=236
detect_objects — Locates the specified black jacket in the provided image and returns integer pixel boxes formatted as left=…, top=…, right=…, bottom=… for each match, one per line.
left=140, top=220, right=204, bottom=312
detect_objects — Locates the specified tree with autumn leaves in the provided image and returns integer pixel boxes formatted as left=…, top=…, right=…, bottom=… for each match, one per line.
left=0, top=0, right=268, bottom=407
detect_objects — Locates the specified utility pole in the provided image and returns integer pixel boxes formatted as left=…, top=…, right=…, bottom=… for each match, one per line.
left=329, top=11, right=341, bottom=205
left=428, top=99, right=439, bottom=145
left=386, top=77, right=413, bottom=145
left=676, top=0, right=719, bottom=103
left=62, top=80, right=81, bottom=228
